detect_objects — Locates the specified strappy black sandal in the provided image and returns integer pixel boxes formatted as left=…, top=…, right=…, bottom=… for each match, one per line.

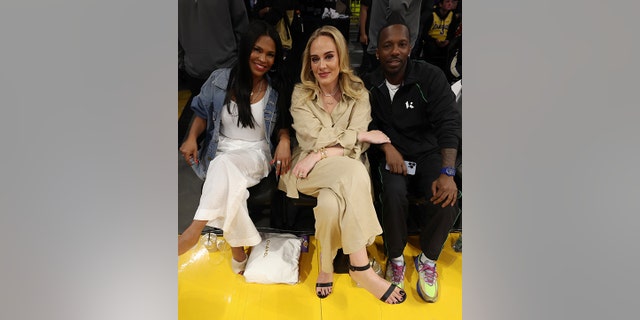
left=348, top=263, right=407, bottom=304
left=315, top=282, right=333, bottom=299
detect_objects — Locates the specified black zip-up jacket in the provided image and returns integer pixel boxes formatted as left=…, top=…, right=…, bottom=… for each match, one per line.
left=363, top=60, right=461, bottom=162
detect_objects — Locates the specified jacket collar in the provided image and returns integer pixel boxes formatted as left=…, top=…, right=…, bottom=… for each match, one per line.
left=212, top=68, right=273, bottom=90
left=310, top=88, right=351, bottom=103
left=369, top=60, right=419, bottom=90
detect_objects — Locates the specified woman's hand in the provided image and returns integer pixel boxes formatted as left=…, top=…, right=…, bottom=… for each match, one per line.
left=358, top=130, right=391, bottom=144
left=291, top=152, right=320, bottom=179
left=271, top=139, right=291, bottom=176
left=359, top=33, right=368, bottom=46
left=179, top=138, right=199, bottom=165
left=180, top=116, right=206, bottom=166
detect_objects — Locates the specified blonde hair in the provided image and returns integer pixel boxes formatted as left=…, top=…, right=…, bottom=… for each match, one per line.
left=299, top=25, right=366, bottom=100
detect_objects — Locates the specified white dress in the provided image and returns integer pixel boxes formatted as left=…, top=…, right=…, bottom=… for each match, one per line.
left=193, top=87, right=272, bottom=247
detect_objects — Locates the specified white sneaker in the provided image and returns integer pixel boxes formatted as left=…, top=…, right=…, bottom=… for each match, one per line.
left=231, top=256, right=247, bottom=275
left=322, top=8, right=330, bottom=19
left=329, top=8, right=340, bottom=19
left=415, top=253, right=439, bottom=302
left=384, top=259, right=406, bottom=289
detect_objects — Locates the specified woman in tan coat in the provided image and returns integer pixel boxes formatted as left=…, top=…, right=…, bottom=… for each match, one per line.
left=278, top=26, right=406, bottom=304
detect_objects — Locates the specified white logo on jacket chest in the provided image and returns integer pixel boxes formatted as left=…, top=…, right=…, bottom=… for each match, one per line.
left=405, top=101, right=414, bottom=109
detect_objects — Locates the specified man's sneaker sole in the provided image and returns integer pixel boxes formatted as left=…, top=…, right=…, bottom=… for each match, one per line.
left=414, top=255, right=438, bottom=303
left=416, top=279, right=438, bottom=302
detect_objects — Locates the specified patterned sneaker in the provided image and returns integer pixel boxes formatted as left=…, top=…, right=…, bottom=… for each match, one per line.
left=414, top=254, right=438, bottom=302
left=384, top=259, right=406, bottom=290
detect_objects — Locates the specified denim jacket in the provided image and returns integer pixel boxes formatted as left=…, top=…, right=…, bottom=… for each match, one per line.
left=190, top=68, right=279, bottom=180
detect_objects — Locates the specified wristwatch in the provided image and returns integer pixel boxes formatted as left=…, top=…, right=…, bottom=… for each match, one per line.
left=440, top=167, right=456, bottom=177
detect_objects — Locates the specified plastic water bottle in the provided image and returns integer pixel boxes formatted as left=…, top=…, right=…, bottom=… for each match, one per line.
left=370, top=258, right=383, bottom=278
left=201, top=232, right=218, bottom=252
left=453, top=235, right=462, bottom=252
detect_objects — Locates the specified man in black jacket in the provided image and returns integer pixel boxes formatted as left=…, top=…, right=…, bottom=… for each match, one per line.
left=362, top=16, right=461, bottom=303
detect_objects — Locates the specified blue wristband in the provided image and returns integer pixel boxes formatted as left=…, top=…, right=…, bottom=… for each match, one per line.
left=440, top=167, right=456, bottom=177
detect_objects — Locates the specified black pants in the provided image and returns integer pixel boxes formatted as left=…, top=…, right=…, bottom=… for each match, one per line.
left=358, top=46, right=375, bottom=76
left=422, top=39, right=459, bottom=78
left=377, top=153, right=459, bottom=261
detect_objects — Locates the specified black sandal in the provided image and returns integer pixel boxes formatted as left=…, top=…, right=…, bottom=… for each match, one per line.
left=315, top=282, right=333, bottom=299
left=348, top=263, right=407, bottom=304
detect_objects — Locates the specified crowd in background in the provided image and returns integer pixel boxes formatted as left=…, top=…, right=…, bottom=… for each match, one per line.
left=179, top=1, right=462, bottom=99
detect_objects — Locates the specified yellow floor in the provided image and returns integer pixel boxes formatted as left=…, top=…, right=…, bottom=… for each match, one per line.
left=178, top=90, right=191, bottom=119
left=178, top=233, right=462, bottom=320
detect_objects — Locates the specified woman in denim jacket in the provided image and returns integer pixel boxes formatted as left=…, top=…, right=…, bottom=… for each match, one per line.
left=178, top=21, right=292, bottom=275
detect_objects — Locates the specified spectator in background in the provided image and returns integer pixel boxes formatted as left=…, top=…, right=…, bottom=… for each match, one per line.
left=416, top=0, right=460, bottom=73
left=357, top=0, right=373, bottom=75
left=250, top=0, right=305, bottom=87
left=178, top=0, right=249, bottom=144
left=410, top=0, right=434, bottom=59
left=448, top=21, right=461, bottom=82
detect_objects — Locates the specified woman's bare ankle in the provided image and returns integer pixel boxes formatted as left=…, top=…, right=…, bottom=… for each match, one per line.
left=231, top=247, right=247, bottom=262
left=317, top=271, right=333, bottom=282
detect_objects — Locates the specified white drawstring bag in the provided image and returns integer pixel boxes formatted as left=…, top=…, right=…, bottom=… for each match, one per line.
left=243, top=233, right=303, bottom=284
